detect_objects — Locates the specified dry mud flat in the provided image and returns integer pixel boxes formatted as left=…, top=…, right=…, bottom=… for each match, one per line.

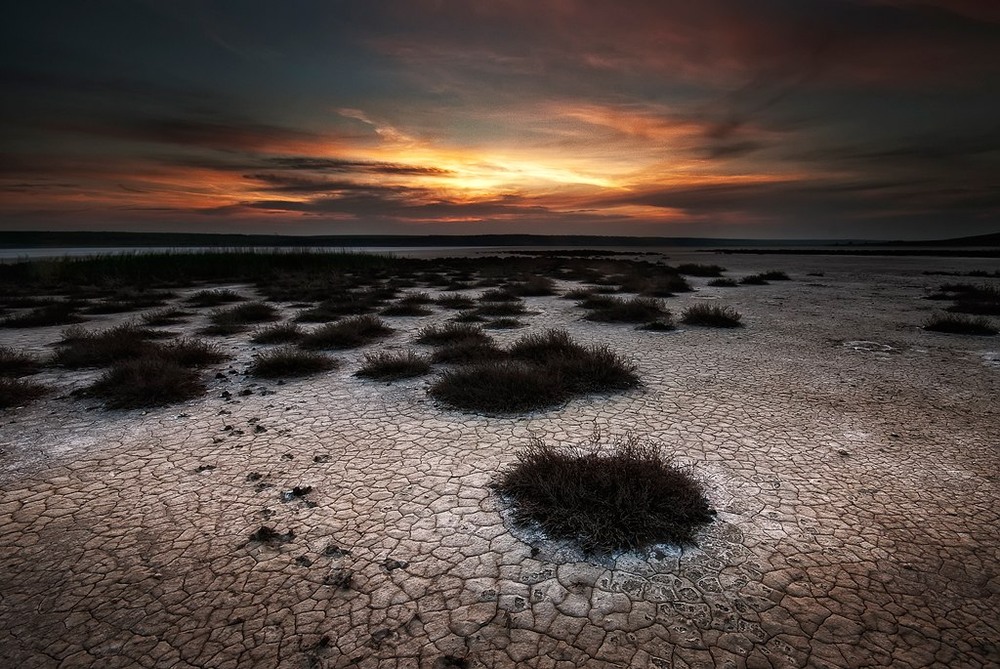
left=0, top=253, right=998, bottom=668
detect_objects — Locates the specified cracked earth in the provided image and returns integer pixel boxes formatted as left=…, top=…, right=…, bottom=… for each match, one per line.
left=1, top=252, right=997, bottom=668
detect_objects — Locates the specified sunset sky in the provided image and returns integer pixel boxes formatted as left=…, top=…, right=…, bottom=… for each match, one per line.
left=2, top=1, right=998, bottom=239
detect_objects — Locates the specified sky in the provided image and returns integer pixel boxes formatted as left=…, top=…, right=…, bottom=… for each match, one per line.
left=2, top=1, right=999, bottom=240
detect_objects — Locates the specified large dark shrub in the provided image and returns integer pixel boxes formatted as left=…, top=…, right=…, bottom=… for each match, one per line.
left=429, top=330, right=638, bottom=412
left=430, top=361, right=566, bottom=412
left=491, top=437, right=714, bottom=554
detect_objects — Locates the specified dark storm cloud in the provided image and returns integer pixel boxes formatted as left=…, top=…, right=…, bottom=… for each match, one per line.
left=261, top=158, right=451, bottom=176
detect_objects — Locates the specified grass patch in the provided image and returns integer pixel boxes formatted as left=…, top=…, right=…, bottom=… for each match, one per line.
left=52, top=323, right=163, bottom=368
left=54, top=324, right=225, bottom=368
left=380, top=302, right=434, bottom=317
left=85, top=358, right=206, bottom=408
left=580, top=296, right=668, bottom=323
left=0, top=377, right=49, bottom=408
left=739, top=274, right=769, bottom=285
left=429, top=330, right=638, bottom=412
left=203, top=301, right=279, bottom=335
left=708, top=278, right=738, bottom=288
left=435, top=295, right=476, bottom=310
left=249, top=347, right=338, bottom=378
left=638, top=320, right=677, bottom=332
left=185, top=289, right=243, bottom=307
left=478, top=288, right=520, bottom=302
left=562, top=288, right=596, bottom=300
left=676, top=264, right=725, bottom=277
left=484, top=318, right=525, bottom=329
left=451, top=311, right=487, bottom=323
left=431, top=338, right=504, bottom=364
left=923, top=314, right=998, bottom=335
left=158, top=338, right=228, bottom=367
left=491, top=436, right=714, bottom=554
left=0, top=347, right=42, bottom=377
left=299, top=315, right=394, bottom=350
left=295, top=292, right=384, bottom=322
left=251, top=322, right=304, bottom=344
left=932, top=284, right=1000, bottom=316
left=680, top=304, right=744, bottom=328
left=474, top=301, right=527, bottom=317
left=509, top=276, right=557, bottom=296
left=1, top=302, right=84, bottom=328
left=355, top=350, right=431, bottom=381
left=141, top=308, right=192, bottom=326
left=416, top=322, right=489, bottom=346
left=83, top=290, right=174, bottom=314
left=397, top=291, right=434, bottom=305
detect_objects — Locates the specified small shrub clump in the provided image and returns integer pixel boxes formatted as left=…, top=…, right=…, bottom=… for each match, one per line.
left=185, top=289, right=244, bottom=307
left=923, top=314, right=998, bottom=336
left=416, top=322, right=489, bottom=346
left=435, top=295, right=476, bottom=310
left=680, top=304, right=744, bottom=328
left=0, top=377, right=49, bottom=408
left=203, top=301, right=280, bottom=335
left=86, top=358, right=206, bottom=409
left=740, top=274, right=770, bottom=285
left=249, top=347, right=338, bottom=378
left=251, top=322, right=304, bottom=344
left=0, top=347, right=42, bottom=377
left=83, top=290, right=173, bottom=314
left=932, top=284, right=1000, bottom=316
left=508, top=276, right=557, bottom=296
left=759, top=270, right=791, bottom=281
left=474, top=301, right=527, bottom=317
left=158, top=338, right=228, bottom=367
left=491, top=436, right=715, bottom=554
left=355, top=350, right=431, bottom=381
left=299, top=315, right=394, bottom=350
left=484, top=318, right=525, bottom=329
left=52, top=323, right=163, bottom=368
left=580, top=296, right=668, bottom=323
left=478, top=288, right=521, bottom=303
left=1, top=302, right=84, bottom=328
left=676, top=264, right=725, bottom=277
left=381, top=302, right=434, bottom=317
left=141, top=308, right=192, bottom=326
left=708, top=278, right=738, bottom=288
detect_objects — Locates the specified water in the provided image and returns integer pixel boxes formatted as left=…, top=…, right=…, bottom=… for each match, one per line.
left=0, top=246, right=500, bottom=261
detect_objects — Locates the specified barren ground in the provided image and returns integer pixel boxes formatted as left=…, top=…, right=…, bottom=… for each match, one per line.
left=1, top=251, right=997, bottom=668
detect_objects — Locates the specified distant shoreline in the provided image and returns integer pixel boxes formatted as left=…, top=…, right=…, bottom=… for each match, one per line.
left=1, top=230, right=998, bottom=251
